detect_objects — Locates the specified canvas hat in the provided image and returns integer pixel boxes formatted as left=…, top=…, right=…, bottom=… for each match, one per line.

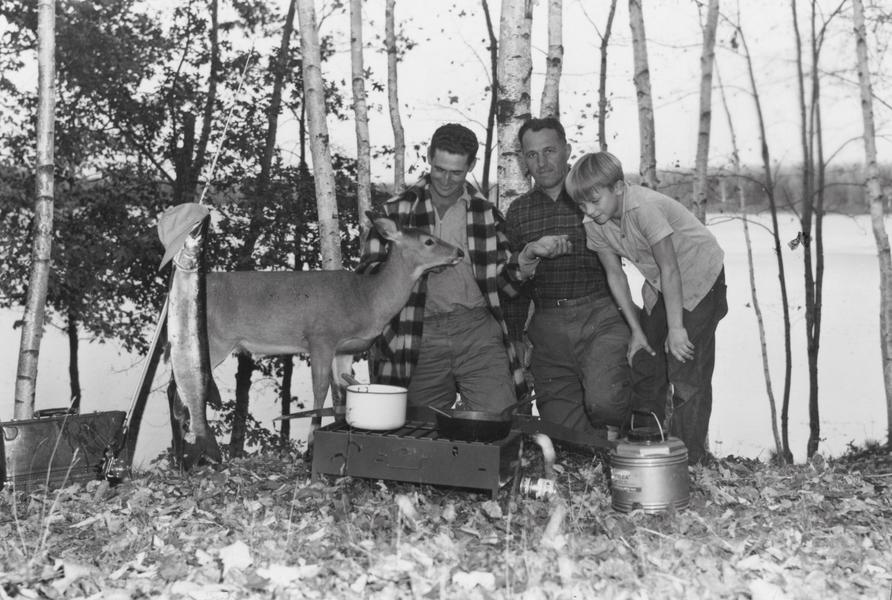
left=157, top=203, right=211, bottom=269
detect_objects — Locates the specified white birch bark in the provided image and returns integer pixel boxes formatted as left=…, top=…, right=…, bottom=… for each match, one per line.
left=385, top=0, right=405, bottom=191
left=497, top=0, right=532, bottom=210
left=692, top=0, right=719, bottom=222
left=852, top=0, right=892, bottom=447
left=297, top=0, right=342, bottom=270
left=539, top=0, right=562, bottom=119
left=350, top=0, right=372, bottom=239
left=15, top=0, right=56, bottom=418
left=628, top=0, right=657, bottom=189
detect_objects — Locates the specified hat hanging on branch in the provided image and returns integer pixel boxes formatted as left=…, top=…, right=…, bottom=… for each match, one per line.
left=157, top=203, right=211, bottom=269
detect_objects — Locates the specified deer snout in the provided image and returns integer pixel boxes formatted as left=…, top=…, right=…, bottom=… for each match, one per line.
left=447, top=248, right=464, bottom=264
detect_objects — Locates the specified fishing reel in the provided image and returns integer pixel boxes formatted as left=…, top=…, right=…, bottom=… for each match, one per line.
left=100, top=426, right=132, bottom=484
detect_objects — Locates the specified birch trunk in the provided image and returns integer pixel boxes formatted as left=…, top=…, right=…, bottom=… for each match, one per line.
left=628, top=0, right=657, bottom=189
left=350, top=0, right=372, bottom=239
left=716, top=64, right=785, bottom=460
left=497, top=0, right=532, bottom=210
left=692, top=0, right=718, bottom=222
left=385, top=0, right=405, bottom=191
left=14, top=0, right=56, bottom=419
left=539, top=0, right=562, bottom=119
left=738, top=20, right=794, bottom=463
left=481, top=0, right=498, bottom=193
left=852, top=0, right=892, bottom=447
left=597, top=0, right=618, bottom=152
left=297, top=0, right=342, bottom=270
left=793, top=0, right=819, bottom=458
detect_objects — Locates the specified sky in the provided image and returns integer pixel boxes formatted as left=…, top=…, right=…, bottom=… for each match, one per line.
left=284, top=0, right=891, bottom=186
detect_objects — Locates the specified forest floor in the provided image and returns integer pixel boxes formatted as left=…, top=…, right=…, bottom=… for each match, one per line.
left=1, top=440, right=890, bottom=600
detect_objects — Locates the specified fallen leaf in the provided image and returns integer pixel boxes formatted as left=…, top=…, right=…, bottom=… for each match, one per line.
left=219, top=540, right=252, bottom=574
left=480, top=500, right=502, bottom=520
left=395, top=493, right=418, bottom=529
left=441, top=502, right=457, bottom=522
left=749, top=578, right=790, bottom=600
left=50, top=560, right=94, bottom=594
left=452, top=570, right=495, bottom=591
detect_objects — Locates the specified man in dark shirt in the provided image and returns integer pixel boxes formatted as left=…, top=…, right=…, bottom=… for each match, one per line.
left=503, top=117, right=631, bottom=436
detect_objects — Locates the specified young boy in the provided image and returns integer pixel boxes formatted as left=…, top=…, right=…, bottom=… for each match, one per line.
left=565, top=152, right=727, bottom=464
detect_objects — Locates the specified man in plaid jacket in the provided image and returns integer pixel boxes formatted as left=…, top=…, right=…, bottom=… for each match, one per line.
left=503, top=117, right=632, bottom=437
left=356, top=123, right=527, bottom=412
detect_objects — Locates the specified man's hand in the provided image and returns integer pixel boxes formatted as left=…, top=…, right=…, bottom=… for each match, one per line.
left=522, top=235, right=573, bottom=260
left=665, top=327, right=694, bottom=363
left=511, top=338, right=533, bottom=369
left=627, top=330, right=655, bottom=366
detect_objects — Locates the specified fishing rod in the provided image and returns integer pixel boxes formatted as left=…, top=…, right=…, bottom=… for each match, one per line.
left=104, top=49, right=256, bottom=480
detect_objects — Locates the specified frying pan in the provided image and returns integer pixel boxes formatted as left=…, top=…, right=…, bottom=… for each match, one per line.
left=428, top=396, right=536, bottom=442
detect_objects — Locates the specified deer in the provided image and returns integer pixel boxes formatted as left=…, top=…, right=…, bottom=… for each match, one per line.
left=199, top=214, right=464, bottom=439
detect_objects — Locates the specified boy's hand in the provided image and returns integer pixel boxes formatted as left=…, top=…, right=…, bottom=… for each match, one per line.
left=522, top=235, right=572, bottom=260
left=627, top=331, right=655, bottom=366
left=665, top=327, right=694, bottom=362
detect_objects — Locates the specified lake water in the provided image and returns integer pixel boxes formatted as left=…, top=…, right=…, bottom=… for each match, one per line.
left=0, top=212, right=887, bottom=466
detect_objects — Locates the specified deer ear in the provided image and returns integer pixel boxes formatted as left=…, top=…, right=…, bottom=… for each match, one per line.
left=371, top=215, right=400, bottom=240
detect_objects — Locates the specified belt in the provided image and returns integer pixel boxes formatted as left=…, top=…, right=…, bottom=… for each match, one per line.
left=533, top=291, right=606, bottom=309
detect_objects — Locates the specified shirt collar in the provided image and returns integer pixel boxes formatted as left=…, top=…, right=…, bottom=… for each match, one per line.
left=421, top=174, right=474, bottom=206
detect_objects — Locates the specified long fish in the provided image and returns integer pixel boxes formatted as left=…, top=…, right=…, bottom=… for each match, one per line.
left=167, top=214, right=223, bottom=467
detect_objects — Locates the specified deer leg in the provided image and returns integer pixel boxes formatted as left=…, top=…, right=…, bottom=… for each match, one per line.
left=330, top=354, right=353, bottom=420
left=307, top=345, right=335, bottom=452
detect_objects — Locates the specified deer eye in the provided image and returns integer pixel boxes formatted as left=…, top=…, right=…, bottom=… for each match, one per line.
left=424, top=239, right=434, bottom=246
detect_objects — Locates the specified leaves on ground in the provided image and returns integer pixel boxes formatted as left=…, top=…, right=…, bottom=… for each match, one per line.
left=1, top=444, right=890, bottom=599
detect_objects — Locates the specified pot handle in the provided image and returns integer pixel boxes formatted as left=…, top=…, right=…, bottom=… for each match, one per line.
left=630, top=411, right=665, bottom=441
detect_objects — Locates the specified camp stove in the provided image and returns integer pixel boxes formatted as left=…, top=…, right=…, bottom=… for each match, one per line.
left=311, top=421, right=520, bottom=498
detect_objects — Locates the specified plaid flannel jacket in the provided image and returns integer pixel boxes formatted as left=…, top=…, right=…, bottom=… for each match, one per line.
left=356, top=175, right=528, bottom=401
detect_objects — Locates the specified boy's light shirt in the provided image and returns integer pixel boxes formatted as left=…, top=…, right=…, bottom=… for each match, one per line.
left=582, top=185, right=724, bottom=313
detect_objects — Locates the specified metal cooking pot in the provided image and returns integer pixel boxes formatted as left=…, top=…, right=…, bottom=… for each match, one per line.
left=429, top=396, right=535, bottom=442
left=345, top=384, right=407, bottom=430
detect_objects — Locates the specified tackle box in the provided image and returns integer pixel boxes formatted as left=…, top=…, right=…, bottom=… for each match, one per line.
left=2, top=410, right=125, bottom=490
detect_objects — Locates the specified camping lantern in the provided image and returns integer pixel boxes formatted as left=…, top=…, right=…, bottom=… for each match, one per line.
left=609, top=413, right=690, bottom=514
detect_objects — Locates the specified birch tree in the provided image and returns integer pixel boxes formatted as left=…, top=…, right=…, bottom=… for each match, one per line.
left=576, top=0, right=617, bottom=150
left=628, top=0, right=657, bottom=189
left=692, top=0, right=719, bottom=223
left=385, top=0, right=405, bottom=191
left=792, top=0, right=844, bottom=458
left=598, top=0, right=618, bottom=151
left=350, top=0, right=372, bottom=239
left=732, top=14, right=794, bottom=463
left=539, top=0, right=562, bottom=119
left=497, top=0, right=533, bottom=210
left=297, top=0, right=342, bottom=270
left=480, top=0, right=498, bottom=193
left=14, top=0, right=55, bottom=419
left=716, top=63, right=785, bottom=460
left=852, top=0, right=892, bottom=447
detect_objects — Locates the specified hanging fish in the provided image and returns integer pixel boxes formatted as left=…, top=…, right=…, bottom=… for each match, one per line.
left=160, top=203, right=223, bottom=468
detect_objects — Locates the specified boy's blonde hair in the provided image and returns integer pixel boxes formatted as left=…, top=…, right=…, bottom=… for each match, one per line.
left=565, top=152, right=625, bottom=203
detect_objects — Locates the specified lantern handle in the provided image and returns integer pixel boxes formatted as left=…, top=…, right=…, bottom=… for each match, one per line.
left=629, top=411, right=666, bottom=442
